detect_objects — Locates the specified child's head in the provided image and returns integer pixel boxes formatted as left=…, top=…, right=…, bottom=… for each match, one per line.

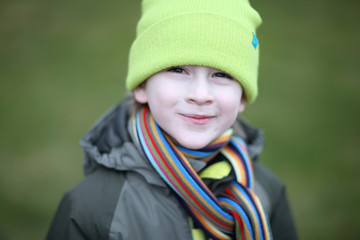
left=126, top=0, right=262, bottom=149
left=126, top=0, right=262, bottom=103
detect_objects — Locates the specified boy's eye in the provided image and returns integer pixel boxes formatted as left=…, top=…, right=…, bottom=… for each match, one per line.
left=167, top=67, right=186, bottom=74
left=214, top=72, right=234, bottom=80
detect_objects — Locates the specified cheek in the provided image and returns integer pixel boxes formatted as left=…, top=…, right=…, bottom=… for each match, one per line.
left=217, top=88, right=243, bottom=112
left=147, top=89, right=173, bottom=108
left=145, top=86, right=177, bottom=118
left=147, top=82, right=182, bottom=104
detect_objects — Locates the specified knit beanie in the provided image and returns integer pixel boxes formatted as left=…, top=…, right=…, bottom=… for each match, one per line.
left=126, top=0, right=262, bottom=103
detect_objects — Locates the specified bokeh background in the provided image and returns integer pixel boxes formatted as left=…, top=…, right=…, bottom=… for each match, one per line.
left=1, top=0, right=359, bottom=239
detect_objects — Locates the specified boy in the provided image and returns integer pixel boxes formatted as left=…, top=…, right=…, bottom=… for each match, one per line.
left=47, top=0, right=297, bottom=239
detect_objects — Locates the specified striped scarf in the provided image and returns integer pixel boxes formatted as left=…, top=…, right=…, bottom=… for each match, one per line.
left=133, top=106, right=272, bottom=240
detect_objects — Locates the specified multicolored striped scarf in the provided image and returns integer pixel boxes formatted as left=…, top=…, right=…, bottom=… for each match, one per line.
left=133, top=106, right=272, bottom=240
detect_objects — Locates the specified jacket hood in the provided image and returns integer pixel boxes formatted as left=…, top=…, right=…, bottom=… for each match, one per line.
left=80, top=98, right=265, bottom=179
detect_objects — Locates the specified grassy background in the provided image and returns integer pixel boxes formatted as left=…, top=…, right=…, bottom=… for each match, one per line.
left=1, top=0, right=359, bottom=239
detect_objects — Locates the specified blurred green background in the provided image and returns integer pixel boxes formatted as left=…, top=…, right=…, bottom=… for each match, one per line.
left=1, top=0, right=359, bottom=239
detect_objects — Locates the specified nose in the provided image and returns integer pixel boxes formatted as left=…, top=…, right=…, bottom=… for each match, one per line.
left=186, top=75, right=214, bottom=105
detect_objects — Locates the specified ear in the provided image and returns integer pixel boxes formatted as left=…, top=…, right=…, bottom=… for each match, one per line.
left=133, top=84, right=148, bottom=104
left=238, top=95, right=246, bottom=113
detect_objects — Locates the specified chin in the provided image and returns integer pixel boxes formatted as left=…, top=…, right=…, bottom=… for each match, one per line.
left=177, top=139, right=210, bottom=150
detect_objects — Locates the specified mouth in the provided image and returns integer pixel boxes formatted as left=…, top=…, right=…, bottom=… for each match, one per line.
left=180, top=113, right=215, bottom=125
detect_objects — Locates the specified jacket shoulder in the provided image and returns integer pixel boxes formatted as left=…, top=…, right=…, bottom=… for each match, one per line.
left=47, top=167, right=125, bottom=240
left=253, top=162, right=298, bottom=240
left=67, top=166, right=125, bottom=224
left=253, top=161, right=284, bottom=196
left=69, top=165, right=125, bottom=200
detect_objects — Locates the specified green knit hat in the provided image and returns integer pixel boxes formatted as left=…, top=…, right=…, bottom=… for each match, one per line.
left=126, top=0, right=262, bottom=103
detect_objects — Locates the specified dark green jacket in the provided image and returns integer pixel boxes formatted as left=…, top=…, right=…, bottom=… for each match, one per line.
left=46, top=99, right=297, bottom=240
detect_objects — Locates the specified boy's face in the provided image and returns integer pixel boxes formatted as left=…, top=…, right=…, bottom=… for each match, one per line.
left=134, top=65, right=246, bottom=150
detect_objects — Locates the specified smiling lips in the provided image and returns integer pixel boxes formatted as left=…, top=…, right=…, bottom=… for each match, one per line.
left=180, top=114, right=215, bottom=125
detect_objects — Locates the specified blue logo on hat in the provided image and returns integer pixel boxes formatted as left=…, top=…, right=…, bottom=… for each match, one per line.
left=252, top=32, right=258, bottom=49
